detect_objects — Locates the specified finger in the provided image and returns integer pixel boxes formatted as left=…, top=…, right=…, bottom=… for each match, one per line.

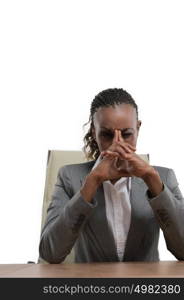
left=117, top=130, right=121, bottom=142
left=106, top=146, right=130, bottom=160
left=128, top=144, right=136, bottom=152
left=117, top=141, right=136, bottom=152
left=113, top=157, right=128, bottom=172
left=101, top=150, right=120, bottom=158
left=113, top=129, right=119, bottom=143
left=118, top=148, right=132, bottom=160
left=127, top=143, right=136, bottom=152
left=113, top=156, right=119, bottom=169
left=114, top=158, right=130, bottom=175
left=113, top=141, right=133, bottom=154
left=118, top=130, right=124, bottom=143
left=120, top=144, right=132, bottom=154
left=121, top=144, right=137, bottom=154
left=117, top=164, right=133, bottom=177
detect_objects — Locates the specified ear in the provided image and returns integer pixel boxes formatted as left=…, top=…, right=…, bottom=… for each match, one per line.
left=136, top=120, right=141, bottom=136
left=137, top=120, right=141, bottom=131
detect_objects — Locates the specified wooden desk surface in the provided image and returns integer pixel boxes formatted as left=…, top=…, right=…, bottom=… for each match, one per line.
left=0, top=261, right=184, bottom=278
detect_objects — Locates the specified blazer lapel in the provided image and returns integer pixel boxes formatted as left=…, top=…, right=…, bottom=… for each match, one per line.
left=81, top=181, right=118, bottom=261
left=123, top=176, right=147, bottom=261
left=93, top=184, right=119, bottom=261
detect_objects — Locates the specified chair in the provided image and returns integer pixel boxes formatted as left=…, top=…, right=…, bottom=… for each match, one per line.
left=39, top=150, right=149, bottom=263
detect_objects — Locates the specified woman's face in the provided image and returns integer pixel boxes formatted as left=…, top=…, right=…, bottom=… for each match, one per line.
left=92, top=104, right=141, bottom=152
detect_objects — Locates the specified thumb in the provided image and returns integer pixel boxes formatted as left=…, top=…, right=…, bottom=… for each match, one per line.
left=113, top=156, right=119, bottom=169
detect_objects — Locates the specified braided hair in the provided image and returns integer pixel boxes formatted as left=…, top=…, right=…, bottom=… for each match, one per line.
left=83, top=88, right=138, bottom=160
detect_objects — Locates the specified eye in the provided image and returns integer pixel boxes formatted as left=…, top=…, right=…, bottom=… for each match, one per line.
left=100, top=131, right=113, bottom=139
left=122, top=133, right=132, bottom=139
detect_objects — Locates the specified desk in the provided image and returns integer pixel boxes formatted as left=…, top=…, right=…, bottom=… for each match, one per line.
left=0, top=261, right=184, bottom=278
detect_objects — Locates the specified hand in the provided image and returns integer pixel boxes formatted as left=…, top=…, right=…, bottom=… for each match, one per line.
left=99, top=130, right=163, bottom=197
left=82, top=130, right=163, bottom=200
left=100, top=129, right=152, bottom=179
left=91, top=130, right=137, bottom=183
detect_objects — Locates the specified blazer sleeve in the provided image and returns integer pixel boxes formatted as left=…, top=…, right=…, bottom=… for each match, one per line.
left=39, top=166, right=97, bottom=263
left=147, top=168, right=184, bottom=260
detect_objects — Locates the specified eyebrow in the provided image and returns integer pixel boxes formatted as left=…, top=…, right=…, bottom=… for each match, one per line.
left=100, top=126, right=134, bottom=132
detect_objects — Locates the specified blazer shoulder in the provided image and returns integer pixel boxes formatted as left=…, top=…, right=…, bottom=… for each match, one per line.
left=153, top=165, right=179, bottom=188
left=153, top=165, right=171, bottom=173
left=58, top=160, right=95, bottom=179
left=56, top=160, right=95, bottom=195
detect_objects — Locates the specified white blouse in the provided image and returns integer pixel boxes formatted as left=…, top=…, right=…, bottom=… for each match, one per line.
left=93, top=157, right=131, bottom=261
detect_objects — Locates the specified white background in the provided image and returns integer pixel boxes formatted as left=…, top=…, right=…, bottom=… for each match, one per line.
left=0, top=0, right=184, bottom=263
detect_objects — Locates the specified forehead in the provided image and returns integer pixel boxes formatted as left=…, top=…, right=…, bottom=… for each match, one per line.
left=93, top=104, right=137, bottom=129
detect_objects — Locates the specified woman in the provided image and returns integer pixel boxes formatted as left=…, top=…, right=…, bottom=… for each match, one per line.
left=39, top=88, right=184, bottom=263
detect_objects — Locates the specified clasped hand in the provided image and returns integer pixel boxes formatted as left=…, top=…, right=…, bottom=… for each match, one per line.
left=93, top=129, right=152, bottom=182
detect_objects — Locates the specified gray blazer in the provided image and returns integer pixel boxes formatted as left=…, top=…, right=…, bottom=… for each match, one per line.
left=39, top=161, right=184, bottom=263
